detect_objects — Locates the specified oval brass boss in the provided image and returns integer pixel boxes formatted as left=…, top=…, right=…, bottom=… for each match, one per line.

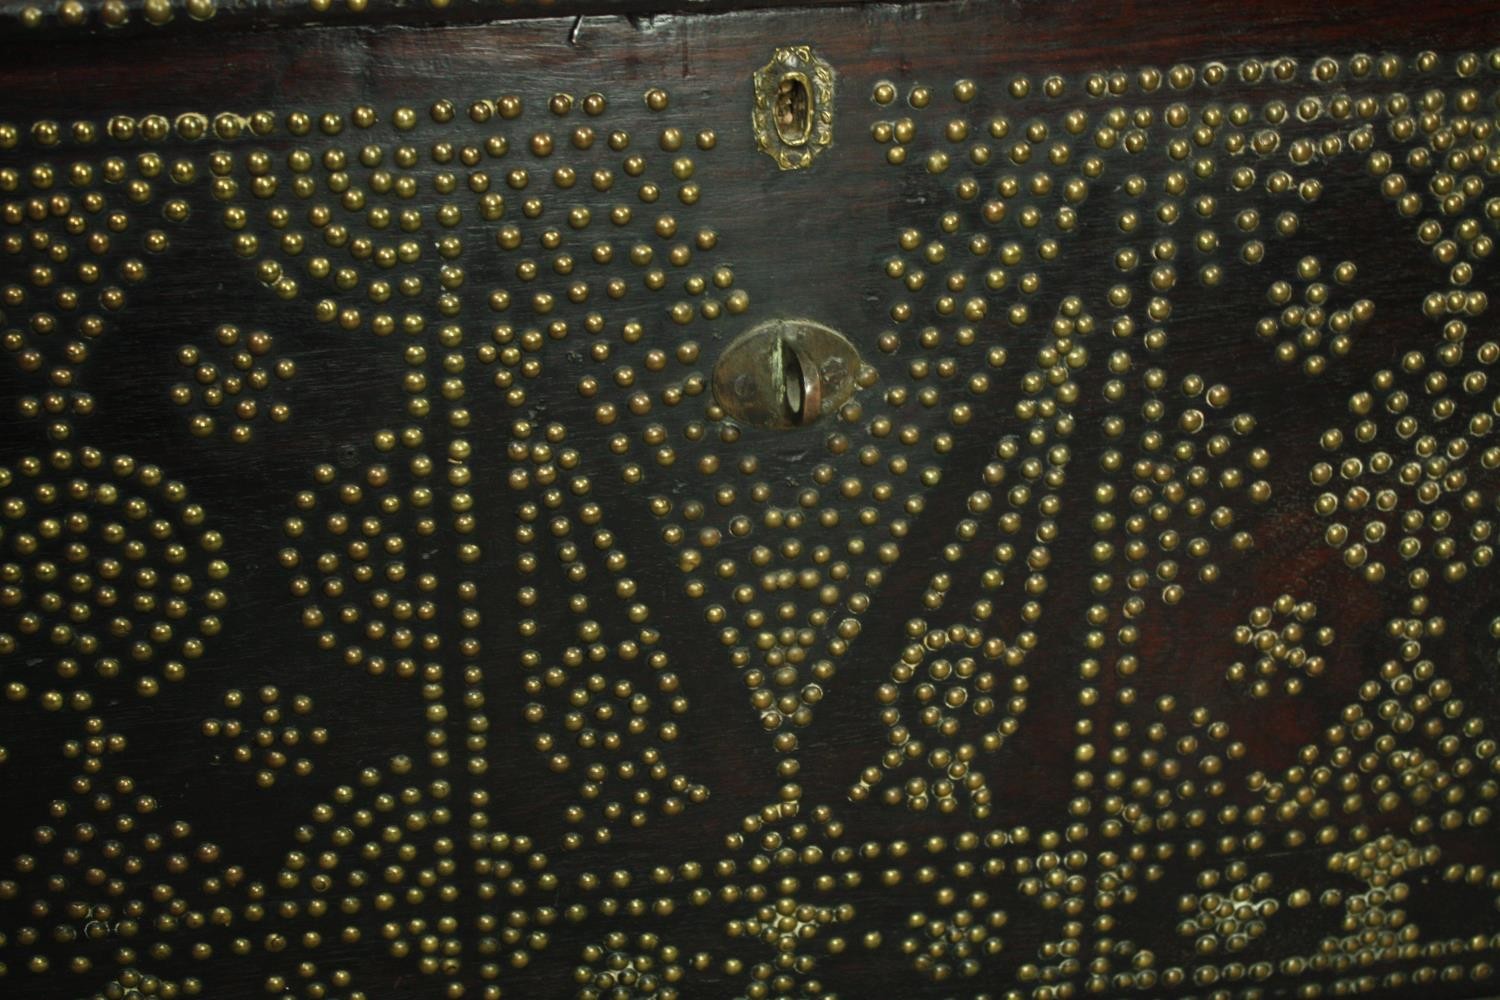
left=711, top=319, right=862, bottom=429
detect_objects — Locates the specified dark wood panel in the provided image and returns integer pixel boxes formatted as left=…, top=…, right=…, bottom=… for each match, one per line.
left=0, top=0, right=922, bottom=43
left=1, top=2, right=1500, bottom=998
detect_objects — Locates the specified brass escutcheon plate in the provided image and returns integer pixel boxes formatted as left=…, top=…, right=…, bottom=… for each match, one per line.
left=752, top=45, right=835, bottom=170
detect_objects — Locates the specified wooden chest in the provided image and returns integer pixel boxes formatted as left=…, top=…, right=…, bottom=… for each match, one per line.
left=2, top=2, right=1500, bottom=997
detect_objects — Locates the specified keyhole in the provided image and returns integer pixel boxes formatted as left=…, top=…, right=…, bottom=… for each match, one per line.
left=773, top=73, right=812, bottom=146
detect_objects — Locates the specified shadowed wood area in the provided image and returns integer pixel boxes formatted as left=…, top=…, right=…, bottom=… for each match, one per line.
left=2, top=2, right=1500, bottom=998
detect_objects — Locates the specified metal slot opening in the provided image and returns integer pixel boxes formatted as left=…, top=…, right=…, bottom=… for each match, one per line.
left=774, top=72, right=813, bottom=147
left=780, top=338, right=805, bottom=423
